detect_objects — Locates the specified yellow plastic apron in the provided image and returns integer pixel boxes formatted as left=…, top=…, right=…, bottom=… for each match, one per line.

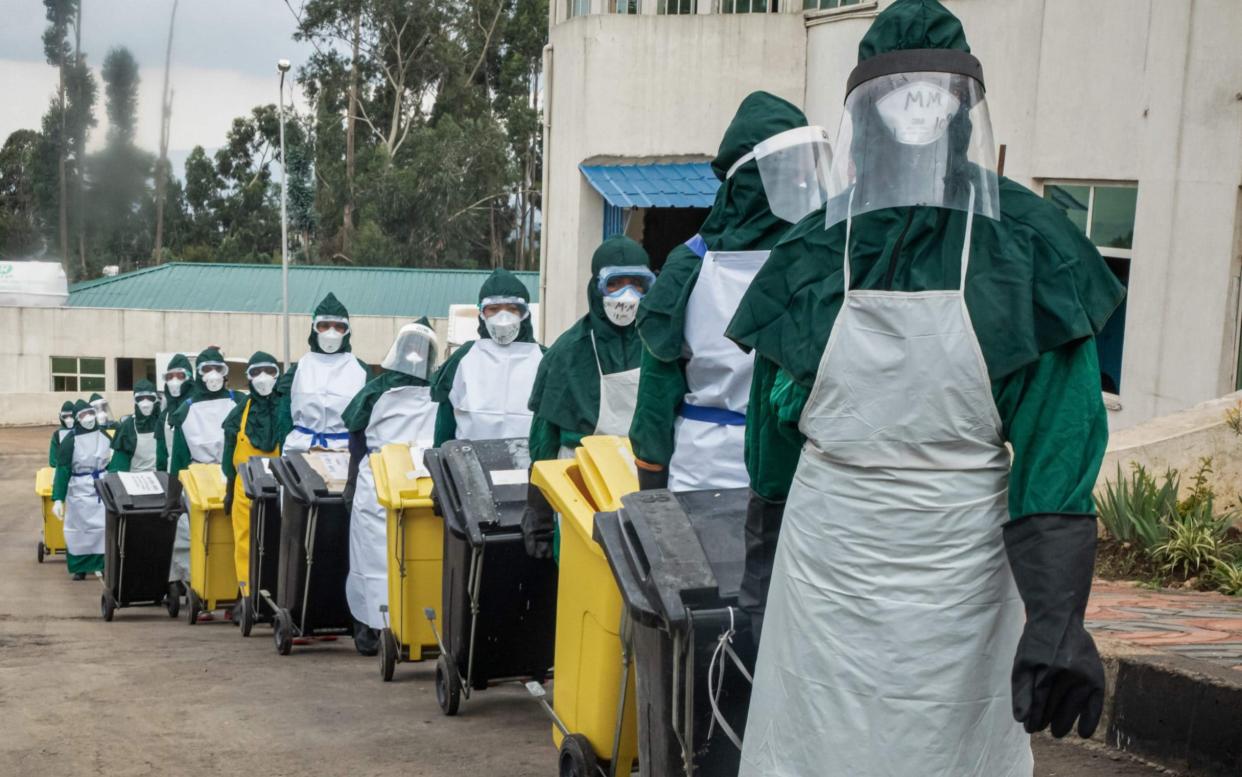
left=230, top=399, right=278, bottom=595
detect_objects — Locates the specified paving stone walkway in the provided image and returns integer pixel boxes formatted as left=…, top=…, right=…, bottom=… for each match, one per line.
left=1088, top=580, right=1242, bottom=671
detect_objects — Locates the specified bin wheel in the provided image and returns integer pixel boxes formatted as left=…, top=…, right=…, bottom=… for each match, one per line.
left=185, top=589, right=201, bottom=626
left=379, top=628, right=397, bottom=682
left=239, top=597, right=254, bottom=638
left=273, top=610, right=293, bottom=656
left=100, top=591, right=115, bottom=622
left=558, top=734, right=598, bottom=777
left=165, top=582, right=181, bottom=618
left=37, top=541, right=45, bottom=564
left=435, top=654, right=461, bottom=716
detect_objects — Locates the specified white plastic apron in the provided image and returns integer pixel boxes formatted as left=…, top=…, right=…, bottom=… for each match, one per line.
left=347, top=385, right=438, bottom=629
left=64, top=430, right=111, bottom=557
left=131, top=426, right=157, bottom=472
left=450, top=338, right=542, bottom=441
left=180, top=395, right=237, bottom=464
left=284, top=351, right=368, bottom=452
left=668, top=249, right=768, bottom=492
left=163, top=413, right=176, bottom=472
left=739, top=203, right=1031, bottom=777
left=557, top=330, right=640, bottom=459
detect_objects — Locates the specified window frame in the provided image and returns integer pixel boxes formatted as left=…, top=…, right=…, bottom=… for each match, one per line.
left=51, top=356, right=107, bottom=393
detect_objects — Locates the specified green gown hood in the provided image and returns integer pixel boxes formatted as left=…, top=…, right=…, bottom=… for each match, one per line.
left=163, top=353, right=194, bottom=416
left=475, top=268, right=537, bottom=343
left=638, top=91, right=809, bottom=362
left=241, top=350, right=281, bottom=451
left=130, top=379, right=161, bottom=433
left=530, top=236, right=649, bottom=434
left=308, top=292, right=354, bottom=354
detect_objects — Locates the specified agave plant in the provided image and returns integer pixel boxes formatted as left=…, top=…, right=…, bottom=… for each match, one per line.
left=1094, top=463, right=1178, bottom=551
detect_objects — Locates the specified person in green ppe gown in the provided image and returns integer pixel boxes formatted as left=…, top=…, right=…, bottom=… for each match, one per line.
left=276, top=293, right=369, bottom=452
left=522, top=236, right=654, bottom=558
left=51, top=399, right=111, bottom=579
left=628, top=92, right=830, bottom=639
left=728, top=3, right=1125, bottom=775
left=430, top=268, right=543, bottom=445
left=341, top=320, right=439, bottom=655
left=108, top=380, right=162, bottom=473
left=49, top=400, right=75, bottom=467
left=155, top=354, right=194, bottom=595
left=222, top=352, right=283, bottom=609
left=164, top=347, right=245, bottom=620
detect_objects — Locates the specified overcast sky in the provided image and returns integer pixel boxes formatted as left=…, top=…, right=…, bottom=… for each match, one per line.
left=0, top=0, right=316, bottom=173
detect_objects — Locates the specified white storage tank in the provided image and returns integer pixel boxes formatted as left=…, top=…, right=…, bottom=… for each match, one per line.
left=0, top=261, right=69, bottom=307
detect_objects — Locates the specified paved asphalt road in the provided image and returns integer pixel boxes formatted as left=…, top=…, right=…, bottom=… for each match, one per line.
left=0, top=427, right=1181, bottom=776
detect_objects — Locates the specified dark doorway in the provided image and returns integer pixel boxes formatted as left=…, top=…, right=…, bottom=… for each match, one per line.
left=641, top=207, right=710, bottom=273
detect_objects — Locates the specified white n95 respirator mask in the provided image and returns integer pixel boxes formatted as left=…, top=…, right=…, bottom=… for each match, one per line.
left=484, top=311, right=522, bottom=346
left=602, top=287, right=642, bottom=327
left=251, top=373, right=277, bottom=397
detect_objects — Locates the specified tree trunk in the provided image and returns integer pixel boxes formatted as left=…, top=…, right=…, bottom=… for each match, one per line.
left=74, top=1, right=86, bottom=276
left=342, top=7, right=360, bottom=257
left=152, top=0, right=179, bottom=264
left=57, top=46, right=68, bottom=269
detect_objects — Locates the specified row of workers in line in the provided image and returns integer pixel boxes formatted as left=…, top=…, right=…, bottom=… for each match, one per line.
left=48, top=3, right=1127, bottom=771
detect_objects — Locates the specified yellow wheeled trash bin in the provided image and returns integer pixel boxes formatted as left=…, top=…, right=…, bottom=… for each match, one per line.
left=529, top=435, right=639, bottom=777
left=180, top=463, right=238, bottom=625
left=371, top=443, right=442, bottom=680
left=36, top=467, right=67, bottom=563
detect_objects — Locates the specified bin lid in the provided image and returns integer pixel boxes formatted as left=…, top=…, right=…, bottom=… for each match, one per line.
left=425, top=439, right=530, bottom=545
left=99, top=471, right=170, bottom=514
left=596, top=488, right=749, bottom=630
left=239, top=456, right=278, bottom=498
left=180, top=463, right=227, bottom=510
left=273, top=451, right=343, bottom=503
left=35, top=466, right=54, bottom=496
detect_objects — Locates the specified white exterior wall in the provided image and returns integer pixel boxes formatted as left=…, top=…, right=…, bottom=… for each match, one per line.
left=541, top=11, right=806, bottom=338
left=0, top=306, right=448, bottom=426
left=545, top=0, right=1242, bottom=431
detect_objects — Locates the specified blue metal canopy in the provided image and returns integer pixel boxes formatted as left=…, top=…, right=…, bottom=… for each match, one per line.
left=579, top=162, right=720, bottom=209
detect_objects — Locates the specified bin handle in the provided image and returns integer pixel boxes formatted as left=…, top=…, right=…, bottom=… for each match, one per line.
left=619, top=513, right=652, bottom=585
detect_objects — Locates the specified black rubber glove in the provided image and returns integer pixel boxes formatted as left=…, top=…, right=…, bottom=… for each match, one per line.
left=636, top=465, right=668, bottom=491
left=223, top=475, right=235, bottom=518
left=522, top=482, right=555, bottom=560
left=163, top=476, right=184, bottom=522
left=738, top=489, right=785, bottom=648
left=1004, top=514, right=1105, bottom=739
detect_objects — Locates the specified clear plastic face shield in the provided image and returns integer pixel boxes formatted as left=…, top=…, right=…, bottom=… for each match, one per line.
left=90, top=398, right=112, bottom=423
left=823, top=49, right=999, bottom=229
left=381, top=323, right=438, bottom=380
left=729, top=126, right=833, bottom=224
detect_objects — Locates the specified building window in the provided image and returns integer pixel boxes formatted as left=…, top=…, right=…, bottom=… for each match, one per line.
left=658, top=0, right=696, bottom=13
left=611, top=0, right=640, bottom=11
left=722, top=0, right=778, bottom=11
left=568, top=0, right=591, bottom=17
left=804, top=0, right=864, bottom=10
left=52, top=356, right=106, bottom=392
left=1043, top=182, right=1138, bottom=395
left=116, top=358, right=157, bottom=391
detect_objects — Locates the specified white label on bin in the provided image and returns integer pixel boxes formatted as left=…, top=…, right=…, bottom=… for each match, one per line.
left=118, top=471, right=164, bottom=496
left=405, top=443, right=431, bottom=480
left=490, top=468, right=528, bottom=486
left=260, top=458, right=271, bottom=474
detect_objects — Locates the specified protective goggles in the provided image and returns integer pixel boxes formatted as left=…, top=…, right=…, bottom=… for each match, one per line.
left=133, top=392, right=159, bottom=403
left=597, top=266, right=656, bottom=297
left=246, top=362, right=281, bottom=380
left=163, top=368, right=189, bottom=382
left=76, top=409, right=97, bottom=422
left=59, top=412, right=74, bottom=424
left=197, top=361, right=229, bottom=377
left=313, top=316, right=351, bottom=335
left=479, top=296, right=530, bottom=320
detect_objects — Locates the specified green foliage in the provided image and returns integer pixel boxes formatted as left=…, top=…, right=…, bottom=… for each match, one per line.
left=0, top=130, right=43, bottom=256
left=1096, top=458, right=1242, bottom=595
left=1094, top=462, right=1178, bottom=550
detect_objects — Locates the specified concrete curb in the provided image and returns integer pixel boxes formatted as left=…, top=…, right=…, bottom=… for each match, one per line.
left=1098, top=637, right=1242, bottom=776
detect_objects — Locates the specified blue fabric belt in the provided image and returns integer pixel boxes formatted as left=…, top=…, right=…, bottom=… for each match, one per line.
left=294, top=425, right=351, bottom=448
left=684, top=233, right=708, bottom=259
left=72, top=469, right=105, bottom=502
left=679, top=403, right=746, bottom=426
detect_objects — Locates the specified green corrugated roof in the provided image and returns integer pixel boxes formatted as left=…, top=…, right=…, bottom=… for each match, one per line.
left=67, top=262, right=540, bottom=317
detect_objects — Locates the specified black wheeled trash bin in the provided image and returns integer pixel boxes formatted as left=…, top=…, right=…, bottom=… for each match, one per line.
left=423, top=438, right=558, bottom=715
left=594, top=487, right=756, bottom=777
left=238, top=456, right=280, bottom=637
left=266, top=451, right=353, bottom=655
left=97, top=471, right=179, bottom=621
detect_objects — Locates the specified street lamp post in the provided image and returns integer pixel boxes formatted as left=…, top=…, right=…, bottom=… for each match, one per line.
left=277, top=59, right=292, bottom=370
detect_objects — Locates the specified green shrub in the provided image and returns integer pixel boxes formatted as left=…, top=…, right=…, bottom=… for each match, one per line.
left=1152, top=510, right=1237, bottom=579
left=1095, top=463, right=1178, bottom=551
left=1212, top=561, right=1242, bottom=596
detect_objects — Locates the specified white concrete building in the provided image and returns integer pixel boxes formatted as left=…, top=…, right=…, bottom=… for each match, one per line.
left=540, top=0, right=1242, bottom=430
